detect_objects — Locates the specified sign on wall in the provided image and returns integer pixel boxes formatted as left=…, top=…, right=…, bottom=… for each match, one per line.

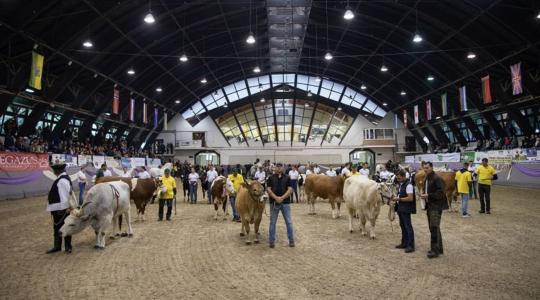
left=0, top=152, right=49, bottom=172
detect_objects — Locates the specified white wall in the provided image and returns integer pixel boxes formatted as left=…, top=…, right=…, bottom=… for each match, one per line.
left=158, top=111, right=414, bottom=165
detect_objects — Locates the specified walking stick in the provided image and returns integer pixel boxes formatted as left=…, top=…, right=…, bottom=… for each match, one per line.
left=174, top=194, right=177, bottom=215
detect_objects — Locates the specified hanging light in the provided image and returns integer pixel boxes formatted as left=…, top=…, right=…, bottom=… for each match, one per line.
left=537, top=11, right=540, bottom=19
left=412, top=32, right=423, bottom=43
left=307, top=90, right=313, bottom=97
left=427, top=75, right=434, bottom=81
left=179, top=54, right=188, bottom=62
left=144, top=12, right=155, bottom=24
left=246, top=33, right=256, bottom=44
left=25, top=88, right=34, bottom=93
left=127, top=68, right=135, bottom=75
left=155, top=87, right=163, bottom=92
left=343, top=5, right=355, bottom=20
left=315, top=76, right=321, bottom=82
left=200, top=78, right=207, bottom=84
left=253, top=66, right=261, bottom=73
left=360, top=84, right=367, bottom=90
left=380, top=64, right=388, bottom=72
left=82, top=39, right=93, bottom=48
left=382, top=102, right=388, bottom=106
left=305, top=103, right=310, bottom=107
left=467, top=52, right=476, bottom=60
left=175, top=100, right=181, bottom=104
left=324, top=52, right=333, bottom=60
left=260, top=98, right=265, bottom=103
left=224, top=103, right=228, bottom=108
left=337, top=106, right=342, bottom=111
left=400, top=90, right=406, bottom=96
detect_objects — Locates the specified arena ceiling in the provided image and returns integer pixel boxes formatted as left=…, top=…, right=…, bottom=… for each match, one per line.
left=1, top=0, right=539, bottom=148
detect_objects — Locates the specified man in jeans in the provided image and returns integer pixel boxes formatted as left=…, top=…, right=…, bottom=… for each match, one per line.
left=419, top=162, right=448, bottom=259
left=158, top=169, right=177, bottom=221
left=468, top=160, right=478, bottom=199
left=455, top=162, right=472, bottom=217
left=476, top=158, right=496, bottom=214
left=228, top=169, right=244, bottom=222
left=266, top=163, right=294, bottom=248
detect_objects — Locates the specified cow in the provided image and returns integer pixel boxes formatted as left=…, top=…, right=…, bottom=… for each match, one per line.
left=304, top=174, right=345, bottom=218
left=343, top=176, right=395, bottom=239
left=413, top=170, right=458, bottom=211
left=59, top=181, right=133, bottom=249
left=210, top=176, right=235, bottom=220
left=95, top=176, right=160, bottom=221
left=235, top=180, right=265, bottom=245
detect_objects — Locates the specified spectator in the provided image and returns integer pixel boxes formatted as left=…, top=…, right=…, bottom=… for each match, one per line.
left=188, top=167, right=199, bottom=204
left=477, top=158, right=496, bottom=214
left=455, top=162, right=472, bottom=217
left=76, top=165, right=87, bottom=207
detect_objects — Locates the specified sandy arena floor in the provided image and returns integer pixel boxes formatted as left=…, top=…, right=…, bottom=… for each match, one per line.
left=0, top=184, right=539, bottom=299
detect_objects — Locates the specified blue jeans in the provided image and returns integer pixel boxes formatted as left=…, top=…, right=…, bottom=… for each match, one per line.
left=269, top=203, right=294, bottom=244
left=189, top=183, right=198, bottom=203
left=78, top=182, right=86, bottom=206
left=229, top=196, right=240, bottom=220
left=469, top=182, right=478, bottom=198
left=290, top=180, right=298, bottom=202
left=397, top=211, right=415, bottom=249
left=460, top=193, right=470, bottom=215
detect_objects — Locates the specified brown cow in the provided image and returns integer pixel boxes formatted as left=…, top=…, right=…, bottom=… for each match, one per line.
left=304, top=174, right=345, bottom=218
left=413, top=170, right=458, bottom=212
left=210, top=176, right=235, bottom=220
left=235, top=180, right=265, bottom=245
left=95, top=177, right=160, bottom=221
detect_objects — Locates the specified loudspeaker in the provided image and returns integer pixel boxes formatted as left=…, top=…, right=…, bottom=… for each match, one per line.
left=405, top=136, right=416, bottom=152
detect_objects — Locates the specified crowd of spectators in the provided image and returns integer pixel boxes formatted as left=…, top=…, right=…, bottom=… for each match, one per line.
left=0, top=119, right=155, bottom=158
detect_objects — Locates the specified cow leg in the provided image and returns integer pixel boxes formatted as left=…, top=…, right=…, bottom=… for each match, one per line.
left=125, top=209, right=133, bottom=237
left=337, top=201, right=342, bottom=218
left=360, top=214, right=367, bottom=236
left=330, top=201, right=337, bottom=219
left=243, top=220, right=252, bottom=245
left=222, top=200, right=228, bottom=220
left=369, top=218, right=377, bottom=239
left=213, top=203, right=219, bottom=220
left=110, top=216, right=118, bottom=239
left=348, top=208, right=355, bottom=233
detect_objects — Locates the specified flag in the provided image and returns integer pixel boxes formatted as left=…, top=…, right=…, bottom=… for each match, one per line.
left=403, top=109, right=407, bottom=128
left=414, top=105, right=419, bottom=124
left=459, top=85, right=467, bottom=111
left=143, top=101, right=148, bottom=124
left=426, top=99, right=432, bottom=121
left=510, top=62, right=522, bottom=95
left=129, top=98, right=135, bottom=122
left=394, top=113, right=398, bottom=129
left=481, top=75, right=492, bottom=104
left=441, top=93, right=448, bottom=116
left=29, top=51, right=44, bottom=90
left=164, top=111, right=168, bottom=130
left=112, top=85, right=120, bottom=114
left=153, top=107, right=158, bottom=129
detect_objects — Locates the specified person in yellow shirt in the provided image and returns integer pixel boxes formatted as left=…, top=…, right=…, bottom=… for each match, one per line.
left=227, top=169, right=244, bottom=222
left=350, top=165, right=360, bottom=176
left=476, top=158, right=496, bottom=214
left=455, top=162, right=472, bottom=217
left=159, top=169, right=177, bottom=221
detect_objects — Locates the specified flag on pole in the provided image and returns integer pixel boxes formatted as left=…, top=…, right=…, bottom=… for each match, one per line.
left=153, top=107, right=158, bottom=129
left=426, top=99, right=432, bottom=121
left=142, top=101, right=148, bottom=124
left=414, top=105, right=419, bottom=124
left=29, top=51, right=44, bottom=90
left=394, top=113, right=398, bottom=129
left=129, top=98, right=135, bottom=122
left=510, top=62, right=523, bottom=95
left=441, top=93, right=448, bottom=116
left=164, top=111, right=168, bottom=130
left=481, top=75, right=492, bottom=104
left=459, top=85, right=468, bottom=111
left=112, top=85, right=120, bottom=114
left=403, top=109, right=408, bottom=128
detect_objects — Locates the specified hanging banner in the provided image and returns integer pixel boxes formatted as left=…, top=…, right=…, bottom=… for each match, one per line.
left=0, top=152, right=49, bottom=172
left=426, top=99, right=432, bottom=121
left=481, top=75, right=492, bottom=104
left=510, top=62, right=523, bottom=95
left=441, top=93, right=448, bottom=116
left=459, top=85, right=467, bottom=111
left=164, top=111, right=168, bottom=130
left=414, top=105, right=419, bottom=124
left=29, top=51, right=44, bottom=90
left=129, top=98, right=135, bottom=122
left=112, top=85, right=120, bottom=115
left=414, top=153, right=460, bottom=163
left=403, top=109, right=408, bottom=128
left=143, top=102, right=148, bottom=124
left=154, top=107, right=158, bottom=129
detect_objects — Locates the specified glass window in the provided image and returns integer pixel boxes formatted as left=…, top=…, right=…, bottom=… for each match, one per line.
left=363, top=100, right=377, bottom=113
left=271, top=74, right=284, bottom=87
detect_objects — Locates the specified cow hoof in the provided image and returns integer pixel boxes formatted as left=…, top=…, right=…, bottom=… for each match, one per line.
left=94, top=245, right=104, bottom=249
left=240, top=233, right=245, bottom=236
left=254, top=240, right=260, bottom=244
left=245, top=241, right=252, bottom=245
left=370, top=236, right=376, bottom=240
left=349, top=230, right=353, bottom=233
left=109, top=236, right=117, bottom=240
left=127, top=233, right=133, bottom=238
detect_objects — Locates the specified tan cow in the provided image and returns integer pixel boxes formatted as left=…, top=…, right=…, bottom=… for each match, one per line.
left=343, top=176, right=395, bottom=239
left=304, top=174, right=345, bottom=218
left=95, top=176, right=160, bottom=221
left=235, top=180, right=265, bottom=245
left=210, top=176, right=235, bottom=220
left=413, top=170, right=458, bottom=211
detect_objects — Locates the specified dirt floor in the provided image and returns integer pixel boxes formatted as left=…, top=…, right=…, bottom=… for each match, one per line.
left=0, top=184, right=539, bottom=300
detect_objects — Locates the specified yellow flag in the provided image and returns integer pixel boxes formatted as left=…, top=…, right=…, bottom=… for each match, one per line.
left=29, top=51, right=44, bottom=90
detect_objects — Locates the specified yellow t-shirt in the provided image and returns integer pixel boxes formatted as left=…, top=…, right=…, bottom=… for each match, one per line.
left=228, top=174, right=244, bottom=193
left=160, top=176, right=177, bottom=199
left=477, top=165, right=496, bottom=185
left=350, top=172, right=360, bottom=176
left=455, top=170, right=472, bottom=194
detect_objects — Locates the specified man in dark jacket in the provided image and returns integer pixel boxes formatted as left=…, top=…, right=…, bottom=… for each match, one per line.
left=419, top=162, right=448, bottom=259
left=393, top=170, right=416, bottom=253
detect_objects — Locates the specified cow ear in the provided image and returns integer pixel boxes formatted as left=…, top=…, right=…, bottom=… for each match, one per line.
left=241, top=182, right=249, bottom=189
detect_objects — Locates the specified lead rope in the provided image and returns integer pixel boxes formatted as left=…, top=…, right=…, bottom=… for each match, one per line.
left=110, top=184, right=120, bottom=215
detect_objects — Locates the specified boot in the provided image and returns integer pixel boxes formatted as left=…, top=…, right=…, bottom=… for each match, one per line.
left=64, top=236, right=72, bottom=253
left=46, top=233, right=62, bottom=254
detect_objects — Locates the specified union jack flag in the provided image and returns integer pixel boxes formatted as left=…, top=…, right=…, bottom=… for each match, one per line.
left=510, top=62, right=523, bottom=95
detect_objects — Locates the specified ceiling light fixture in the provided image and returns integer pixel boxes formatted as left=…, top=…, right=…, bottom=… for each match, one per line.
left=224, top=104, right=228, bottom=108
left=337, top=106, right=342, bottom=111
left=412, top=33, right=423, bottom=43
left=427, top=75, right=434, bottom=81
left=127, top=68, right=135, bottom=75
left=179, top=54, right=188, bottom=62
left=360, top=84, right=367, bottom=90
left=305, top=103, right=310, bottom=107
left=200, top=78, right=207, bottom=84
left=382, top=102, right=388, bottom=106
left=260, top=98, right=265, bottom=103
left=246, top=33, right=256, bottom=44
left=156, top=87, right=163, bottom=92
left=307, top=90, right=313, bottom=97
left=537, top=11, right=540, bottom=19
left=82, top=39, right=93, bottom=48
left=412, top=7, right=422, bottom=43
left=436, top=116, right=441, bottom=119
left=25, top=88, right=34, bottom=93
left=175, top=100, right=181, bottom=104
left=253, top=66, right=261, bottom=73
left=315, top=76, right=321, bottom=82
left=144, top=0, right=155, bottom=24
left=343, top=5, right=355, bottom=20
left=380, top=65, right=388, bottom=72
left=324, top=52, right=333, bottom=60
left=467, top=52, right=476, bottom=59
left=400, top=90, right=406, bottom=96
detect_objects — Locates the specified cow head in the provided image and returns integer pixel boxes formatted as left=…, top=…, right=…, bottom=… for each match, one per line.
left=377, top=182, right=395, bottom=206
left=59, top=205, right=92, bottom=238
left=242, top=180, right=265, bottom=202
left=224, top=178, right=235, bottom=194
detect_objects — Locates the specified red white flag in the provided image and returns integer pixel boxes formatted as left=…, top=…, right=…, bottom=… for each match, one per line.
left=112, top=85, right=120, bottom=115
left=414, top=105, right=419, bottom=124
left=403, top=109, right=407, bottom=128
left=142, top=101, right=148, bottom=124
left=129, top=98, right=135, bottom=122
left=426, top=99, right=432, bottom=121
left=510, top=62, right=523, bottom=95
left=481, top=75, right=492, bottom=104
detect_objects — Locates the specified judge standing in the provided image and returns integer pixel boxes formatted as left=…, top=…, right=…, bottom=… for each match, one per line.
left=46, top=162, right=74, bottom=254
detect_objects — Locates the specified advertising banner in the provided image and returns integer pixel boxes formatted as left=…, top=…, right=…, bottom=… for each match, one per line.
left=92, top=155, right=105, bottom=168
left=0, top=152, right=50, bottom=172
left=463, top=151, right=476, bottom=163
left=132, top=157, right=146, bottom=167
left=77, top=155, right=93, bottom=166
left=121, top=157, right=132, bottom=168
left=148, top=158, right=162, bottom=167
left=405, top=156, right=415, bottom=163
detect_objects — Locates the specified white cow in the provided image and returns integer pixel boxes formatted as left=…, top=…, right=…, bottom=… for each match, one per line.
left=59, top=181, right=133, bottom=249
left=343, top=176, right=395, bottom=239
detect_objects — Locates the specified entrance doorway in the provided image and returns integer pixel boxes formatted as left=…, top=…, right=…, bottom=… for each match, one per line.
left=194, top=151, right=220, bottom=166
